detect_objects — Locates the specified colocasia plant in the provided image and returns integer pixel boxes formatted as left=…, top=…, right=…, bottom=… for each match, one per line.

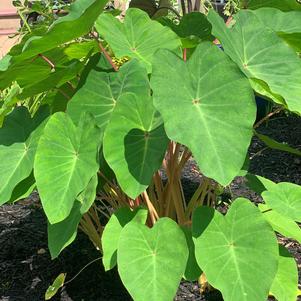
left=0, top=0, right=301, bottom=300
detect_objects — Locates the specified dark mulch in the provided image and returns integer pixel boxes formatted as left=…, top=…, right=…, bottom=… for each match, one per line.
left=0, top=115, right=300, bottom=301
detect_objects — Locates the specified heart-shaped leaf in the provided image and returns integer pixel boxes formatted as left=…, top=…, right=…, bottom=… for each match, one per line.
left=102, top=207, right=148, bottom=271
left=150, top=42, right=255, bottom=185
left=34, top=112, right=102, bottom=224
left=67, top=59, right=149, bottom=129
left=0, top=106, right=48, bottom=204
left=259, top=204, right=301, bottom=244
left=262, top=182, right=301, bottom=222
left=103, top=93, right=169, bottom=198
left=192, top=198, right=278, bottom=301
left=208, top=10, right=301, bottom=114
left=270, top=245, right=299, bottom=301
left=118, top=218, right=189, bottom=301
left=95, top=8, right=181, bottom=73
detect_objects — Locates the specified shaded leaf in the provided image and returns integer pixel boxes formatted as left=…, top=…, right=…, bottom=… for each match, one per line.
left=9, top=172, right=36, bottom=203
left=182, top=226, right=202, bottom=281
left=48, top=201, right=82, bottom=259
left=160, top=12, right=213, bottom=41
left=103, top=93, right=169, bottom=198
left=254, top=131, right=301, bottom=156
left=77, top=174, right=98, bottom=214
left=102, top=207, right=148, bottom=271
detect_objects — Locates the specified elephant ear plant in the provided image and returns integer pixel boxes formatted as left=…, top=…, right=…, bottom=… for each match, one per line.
left=0, top=0, right=301, bottom=300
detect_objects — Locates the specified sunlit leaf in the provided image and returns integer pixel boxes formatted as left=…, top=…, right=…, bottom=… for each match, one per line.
left=118, top=218, right=189, bottom=301
left=45, top=273, right=66, bottom=300
left=34, top=112, right=102, bottom=224
left=95, top=8, right=181, bottom=72
left=270, top=246, right=299, bottom=301
left=208, top=10, right=301, bottom=114
left=193, top=198, right=278, bottom=301
left=67, top=59, right=149, bottom=129
left=150, top=42, right=255, bottom=185
left=262, top=182, right=301, bottom=222
left=259, top=204, right=301, bottom=244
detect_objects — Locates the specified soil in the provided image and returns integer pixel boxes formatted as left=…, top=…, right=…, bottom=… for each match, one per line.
left=0, top=114, right=300, bottom=301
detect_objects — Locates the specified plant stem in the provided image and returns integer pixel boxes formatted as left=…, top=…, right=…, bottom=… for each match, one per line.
left=92, top=33, right=118, bottom=72
left=64, top=257, right=102, bottom=285
left=38, top=54, right=56, bottom=70
left=253, top=107, right=283, bottom=129
left=18, top=9, right=31, bottom=32
left=142, top=191, right=159, bottom=225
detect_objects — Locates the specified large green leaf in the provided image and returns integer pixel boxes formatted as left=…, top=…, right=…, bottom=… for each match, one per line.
left=118, top=218, right=189, bottom=301
left=34, top=112, right=101, bottom=224
left=262, top=182, right=301, bottom=222
left=208, top=10, right=301, bottom=114
left=103, top=93, right=168, bottom=198
left=150, top=42, right=255, bottom=185
left=0, top=106, right=48, bottom=205
left=192, top=198, right=278, bottom=301
left=67, top=59, right=149, bottom=129
left=270, top=246, right=299, bottom=301
left=95, top=8, right=181, bottom=73
left=240, top=0, right=301, bottom=11
left=102, top=207, right=148, bottom=271
left=253, top=8, right=301, bottom=52
left=259, top=204, right=301, bottom=244
left=13, top=0, right=108, bottom=62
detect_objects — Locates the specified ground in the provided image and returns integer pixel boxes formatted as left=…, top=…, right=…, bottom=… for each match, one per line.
left=0, top=114, right=300, bottom=301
